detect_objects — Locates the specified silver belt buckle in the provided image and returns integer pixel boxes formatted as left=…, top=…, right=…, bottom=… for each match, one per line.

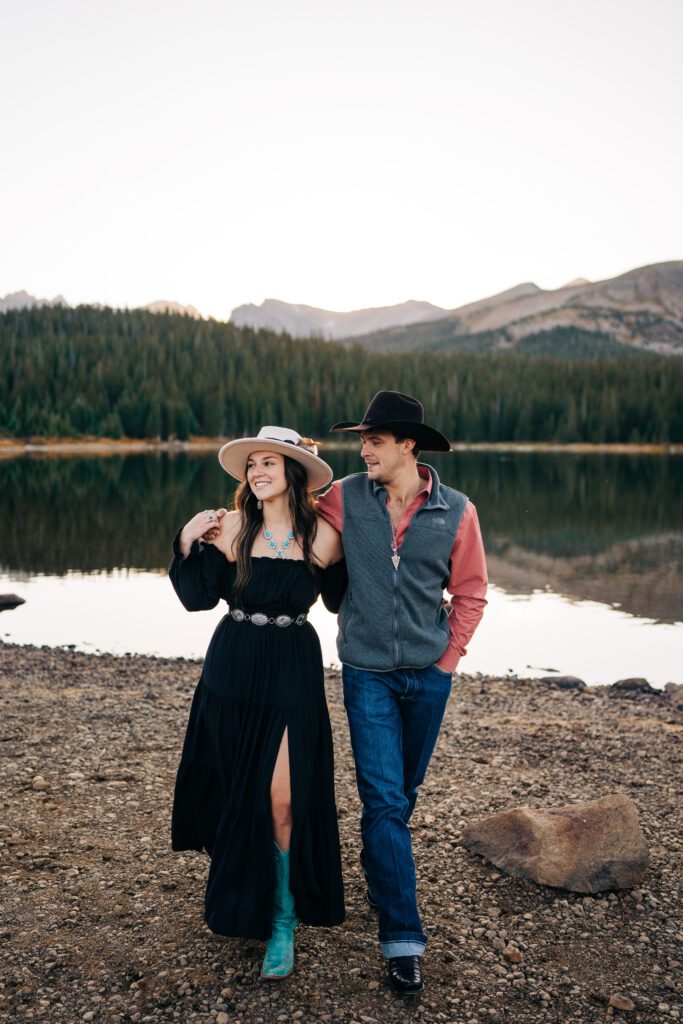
left=230, top=608, right=307, bottom=627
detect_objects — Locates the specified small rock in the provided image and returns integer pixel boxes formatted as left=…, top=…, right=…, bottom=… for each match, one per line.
left=502, top=947, right=524, bottom=963
left=367, top=981, right=380, bottom=991
left=609, top=994, right=635, bottom=1011
left=216, top=1014, right=229, bottom=1024
left=32, top=776, right=48, bottom=791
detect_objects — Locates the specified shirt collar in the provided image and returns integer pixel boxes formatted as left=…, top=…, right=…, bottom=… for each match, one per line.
left=419, top=463, right=449, bottom=510
left=417, top=465, right=432, bottom=497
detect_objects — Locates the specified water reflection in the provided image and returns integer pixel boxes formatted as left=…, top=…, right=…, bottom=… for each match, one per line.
left=1, top=450, right=682, bottom=623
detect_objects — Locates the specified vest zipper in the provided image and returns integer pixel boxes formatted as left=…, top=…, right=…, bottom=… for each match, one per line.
left=392, top=553, right=400, bottom=667
left=388, top=488, right=439, bottom=668
left=383, top=503, right=401, bottom=667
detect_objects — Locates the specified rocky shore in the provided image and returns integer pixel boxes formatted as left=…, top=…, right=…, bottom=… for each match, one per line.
left=1, top=437, right=681, bottom=459
left=1, top=643, right=681, bottom=1024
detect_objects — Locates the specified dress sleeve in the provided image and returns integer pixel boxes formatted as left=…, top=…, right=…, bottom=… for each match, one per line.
left=315, top=558, right=348, bottom=614
left=168, top=529, right=230, bottom=611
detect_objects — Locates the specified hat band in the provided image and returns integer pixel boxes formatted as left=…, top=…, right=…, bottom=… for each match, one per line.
left=259, top=435, right=319, bottom=456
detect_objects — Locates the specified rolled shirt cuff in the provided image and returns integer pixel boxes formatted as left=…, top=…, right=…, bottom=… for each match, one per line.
left=436, top=649, right=461, bottom=674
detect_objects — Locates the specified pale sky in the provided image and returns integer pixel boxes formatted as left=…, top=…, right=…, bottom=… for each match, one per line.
left=2, top=0, right=682, bottom=320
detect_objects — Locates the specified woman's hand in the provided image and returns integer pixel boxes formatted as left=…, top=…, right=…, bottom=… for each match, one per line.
left=202, top=508, right=228, bottom=543
left=178, top=508, right=228, bottom=558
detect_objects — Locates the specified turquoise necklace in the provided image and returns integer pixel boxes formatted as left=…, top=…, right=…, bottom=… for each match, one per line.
left=263, top=526, right=295, bottom=558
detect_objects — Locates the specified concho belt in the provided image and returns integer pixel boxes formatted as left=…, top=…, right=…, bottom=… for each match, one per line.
left=229, top=609, right=307, bottom=627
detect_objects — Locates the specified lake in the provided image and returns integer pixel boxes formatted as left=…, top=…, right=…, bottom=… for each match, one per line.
left=1, top=449, right=681, bottom=687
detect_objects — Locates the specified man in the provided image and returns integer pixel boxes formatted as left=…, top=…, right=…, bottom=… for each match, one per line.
left=317, top=390, right=487, bottom=996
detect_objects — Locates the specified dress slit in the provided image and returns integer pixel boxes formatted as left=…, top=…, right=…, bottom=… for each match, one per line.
left=269, top=725, right=292, bottom=847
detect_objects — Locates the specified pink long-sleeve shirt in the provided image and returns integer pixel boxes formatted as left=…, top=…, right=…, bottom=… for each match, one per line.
left=317, top=467, right=488, bottom=672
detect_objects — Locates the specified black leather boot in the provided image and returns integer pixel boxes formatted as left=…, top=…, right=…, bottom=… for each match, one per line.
left=388, top=955, right=424, bottom=995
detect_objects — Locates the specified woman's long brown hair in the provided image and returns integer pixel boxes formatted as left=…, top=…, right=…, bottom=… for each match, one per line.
left=232, top=456, right=319, bottom=604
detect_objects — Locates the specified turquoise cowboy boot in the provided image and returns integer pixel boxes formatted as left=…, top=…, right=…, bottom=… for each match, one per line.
left=261, top=843, right=299, bottom=979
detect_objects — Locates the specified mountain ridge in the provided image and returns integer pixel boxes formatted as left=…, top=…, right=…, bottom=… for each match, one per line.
left=228, top=261, right=683, bottom=354
left=230, top=297, right=449, bottom=339
left=3, top=258, right=682, bottom=354
left=0, top=290, right=68, bottom=313
left=348, top=261, right=683, bottom=356
left=0, top=292, right=204, bottom=319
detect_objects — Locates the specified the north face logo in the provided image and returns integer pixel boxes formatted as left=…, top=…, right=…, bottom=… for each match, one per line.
left=433, top=517, right=446, bottom=525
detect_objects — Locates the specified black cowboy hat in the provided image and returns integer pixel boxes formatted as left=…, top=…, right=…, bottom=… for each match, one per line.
left=330, top=390, right=451, bottom=453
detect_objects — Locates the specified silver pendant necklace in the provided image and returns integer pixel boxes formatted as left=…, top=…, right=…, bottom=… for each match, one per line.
left=388, top=478, right=422, bottom=571
left=390, top=524, right=400, bottom=571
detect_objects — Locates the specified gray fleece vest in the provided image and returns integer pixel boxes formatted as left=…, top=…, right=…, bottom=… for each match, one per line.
left=337, top=465, right=468, bottom=671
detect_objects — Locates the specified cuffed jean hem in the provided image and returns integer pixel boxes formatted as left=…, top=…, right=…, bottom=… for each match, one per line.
left=381, top=940, right=426, bottom=959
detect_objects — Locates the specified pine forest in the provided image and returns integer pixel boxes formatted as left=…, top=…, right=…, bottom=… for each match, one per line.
left=1, top=306, right=681, bottom=444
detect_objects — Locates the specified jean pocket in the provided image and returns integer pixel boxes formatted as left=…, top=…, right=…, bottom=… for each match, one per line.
left=431, top=662, right=453, bottom=679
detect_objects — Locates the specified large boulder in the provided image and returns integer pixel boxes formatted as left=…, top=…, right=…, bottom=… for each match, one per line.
left=538, top=675, right=586, bottom=691
left=461, top=794, right=649, bottom=893
left=610, top=677, right=658, bottom=695
left=664, top=682, right=683, bottom=708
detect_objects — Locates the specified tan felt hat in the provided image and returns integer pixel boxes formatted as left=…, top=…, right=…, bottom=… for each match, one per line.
left=218, top=426, right=333, bottom=491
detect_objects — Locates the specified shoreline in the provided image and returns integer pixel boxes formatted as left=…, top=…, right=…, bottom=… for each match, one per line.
left=0, top=436, right=681, bottom=458
left=1, top=641, right=681, bottom=1023
left=0, top=638, right=678, bottom=692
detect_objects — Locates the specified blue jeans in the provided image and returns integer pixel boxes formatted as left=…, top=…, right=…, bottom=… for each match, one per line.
left=342, top=662, right=453, bottom=958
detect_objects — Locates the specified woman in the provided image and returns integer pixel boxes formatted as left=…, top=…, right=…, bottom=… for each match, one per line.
left=169, top=426, right=346, bottom=979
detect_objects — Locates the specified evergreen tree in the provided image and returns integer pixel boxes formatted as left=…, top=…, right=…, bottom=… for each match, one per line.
left=0, top=305, right=681, bottom=444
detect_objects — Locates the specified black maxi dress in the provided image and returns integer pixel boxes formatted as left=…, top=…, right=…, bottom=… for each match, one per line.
left=168, top=531, right=346, bottom=939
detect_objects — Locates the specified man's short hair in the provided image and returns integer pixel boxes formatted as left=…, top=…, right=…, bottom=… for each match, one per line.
left=392, top=433, right=420, bottom=459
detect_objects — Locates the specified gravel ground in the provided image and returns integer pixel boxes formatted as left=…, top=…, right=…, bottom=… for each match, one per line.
left=1, top=643, right=681, bottom=1024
